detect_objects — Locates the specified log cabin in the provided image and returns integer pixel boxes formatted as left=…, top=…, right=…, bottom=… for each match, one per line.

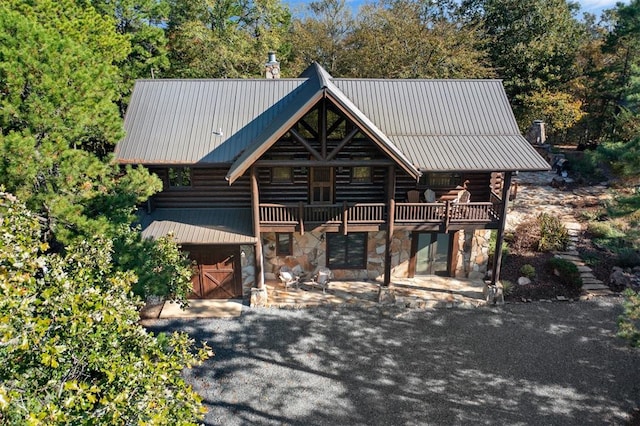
left=115, top=56, right=550, bottom=301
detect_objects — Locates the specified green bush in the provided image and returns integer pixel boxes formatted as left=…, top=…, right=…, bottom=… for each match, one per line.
left=588, top=221, right=626, bottom=239
left=501, top=280, right=514, bottom=296
left=618, top=248, right=640, bottom=268
left=548, top=257, right=583, bottom=290
left=538, top=213, right=569, bottom=252
left=520, top=264, right=536, bottom=279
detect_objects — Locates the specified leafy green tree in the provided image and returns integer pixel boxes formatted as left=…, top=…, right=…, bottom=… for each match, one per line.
left=166, top=0, right=292, bottom=77
left=113, top=226, right=195, bottom=306
left=461, top=0, right=584, bottom=123
left=89, top=0, right=171, bottom=111
left=289, top=0, right=354, bottom=75
left=342, top=0, right=492, bottom=79
left=521, top=90, right=586, bottom=144
left=0, top=193, right=210, bottom=424
left=0, top=3, right=162, bottom=245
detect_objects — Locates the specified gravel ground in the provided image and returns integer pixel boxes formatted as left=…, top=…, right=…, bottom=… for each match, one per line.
left=146, top=300, right=640, bottom=426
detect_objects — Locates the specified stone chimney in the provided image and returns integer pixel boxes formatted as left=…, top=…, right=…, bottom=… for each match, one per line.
left=265, top=51, right=280, bottom=79
left=525, top=120, right=546, bottom=145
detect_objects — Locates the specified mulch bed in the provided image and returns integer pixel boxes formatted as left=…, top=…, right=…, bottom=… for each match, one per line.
left=500, top=249, right=583, bottom=301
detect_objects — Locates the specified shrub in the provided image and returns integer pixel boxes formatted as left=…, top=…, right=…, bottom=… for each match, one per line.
left=501, top=280, right=514, bottom=296
left=538, top=213, right=569, bottom=252
left=548, top=257, right=583, bottom=290
left=588, top=221, right=626, bottom=239
left=520, top=264, right=536, bottom=279
left=617, top=248, right=640, bottom=268
left=511, top=217, right=541, bottom=251
left=618, top=288, right=640, bottom=347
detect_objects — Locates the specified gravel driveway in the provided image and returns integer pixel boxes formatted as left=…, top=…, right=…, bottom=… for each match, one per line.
left=146, top=299, right=640, bottom=425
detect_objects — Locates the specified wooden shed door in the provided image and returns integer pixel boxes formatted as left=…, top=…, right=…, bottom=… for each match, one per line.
left=186, top=245, right=242, bottom=299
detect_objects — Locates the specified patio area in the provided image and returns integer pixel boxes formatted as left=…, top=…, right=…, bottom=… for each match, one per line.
left=265, top=276, right=487, bottom=309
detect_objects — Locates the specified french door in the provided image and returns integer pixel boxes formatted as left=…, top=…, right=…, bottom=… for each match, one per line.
left=309, top=167, right=333, bottom=204
left=415, top=233, right=451, bottom=276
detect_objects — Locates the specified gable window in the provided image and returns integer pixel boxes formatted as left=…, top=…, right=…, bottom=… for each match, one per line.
left=327, top=233, right=367, bottom=269
left=271, top=166, right=292, bottom=183
left=168, top=167, right=191, bottom=188
left=276, top=233, right=292, bottom=256
left=351, top=166, right=372, bottom=183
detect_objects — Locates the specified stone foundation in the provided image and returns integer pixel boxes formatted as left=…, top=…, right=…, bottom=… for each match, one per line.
left=240, top=244, right=255, bottom=297
left=258, top=228, right=491, bottom=282
left=249, top=287, right=268, bottom=307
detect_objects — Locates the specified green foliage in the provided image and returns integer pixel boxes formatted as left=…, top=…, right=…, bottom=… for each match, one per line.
left=548, top=257, right=583, bottom=290
left=113, top=226, right=195, bottom=306
left=520, top=264, right=536, bottom=279
left=617, top=248, right=640, bottom=268
left=500, top=280, right=514, bottom=296
left=537, top=213, right=569, bottom=252
left=520, top=90, right=585, bottom=143
left=588, top=221, right=626, bottom=239
left=0, top=3, right=163, bottom=245
left=166, top=0, right=292, bottom=78
left=0, top=193, right=210, bottom=424
left=618, top=288, right=640, bottom=347
left=340, top=0, right=493, bottom=79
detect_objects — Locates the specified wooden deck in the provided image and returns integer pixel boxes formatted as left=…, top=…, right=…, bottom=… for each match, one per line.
left=260, top=199, right=503, bottom=232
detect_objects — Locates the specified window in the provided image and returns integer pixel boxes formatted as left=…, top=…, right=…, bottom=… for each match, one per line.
left=276, top=233, right=292, bottom=256
left=168, top=167, right=191, bottom=188
left=420, top=173, right=461, bottom=189
left=351, top=166, right=372, bottom=183
left=271, top=166, right=292, bottom=183
left=327, top=233, right=367, bottom=269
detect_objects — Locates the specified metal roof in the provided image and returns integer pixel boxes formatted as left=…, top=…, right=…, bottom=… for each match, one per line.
left=115, top=79, right=307, bottom=164
left=116, top=63, right=549, bottom=174
left=226, top=63, right=422, bottom=184
left=138, top=208, right=256, bottom=244
left=332, top=79, right=550, bottom=172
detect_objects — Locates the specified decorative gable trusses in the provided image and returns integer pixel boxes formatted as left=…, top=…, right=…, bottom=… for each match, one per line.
left=225, top=63, right=421, bottom=184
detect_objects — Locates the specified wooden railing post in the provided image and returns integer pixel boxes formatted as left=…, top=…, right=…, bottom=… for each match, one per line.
left=298, top=201, right=304, bottom=235
left=444, top=201, right=451, bottom=232
left=343, top=201, right=348, bottom=235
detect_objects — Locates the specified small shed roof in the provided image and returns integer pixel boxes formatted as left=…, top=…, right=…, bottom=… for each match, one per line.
left=138, top=208, right=256, bottom=245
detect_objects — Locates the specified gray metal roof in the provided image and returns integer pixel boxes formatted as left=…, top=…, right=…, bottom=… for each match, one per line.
left=138, top=208, right=256, bottom=244
left=226, top=63, right=422, bottom=183
left=332, top=79, right=550, bottom=172
left=116, top=63, right=549, bottom=174
left=116, top=79, right=307, bottom=164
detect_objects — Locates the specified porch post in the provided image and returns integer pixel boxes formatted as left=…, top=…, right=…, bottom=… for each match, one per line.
left=251, top=167, right=264, bottom=289
left=384, top=166, right=396, bottom=286
left=491, top=171, right=513, bottom=286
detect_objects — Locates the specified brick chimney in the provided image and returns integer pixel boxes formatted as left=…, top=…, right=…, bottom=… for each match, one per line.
left=265, top=51, right=280, bottom=79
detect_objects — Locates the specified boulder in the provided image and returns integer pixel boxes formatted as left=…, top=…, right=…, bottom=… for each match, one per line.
left=518, top=276, right=532, bottom=286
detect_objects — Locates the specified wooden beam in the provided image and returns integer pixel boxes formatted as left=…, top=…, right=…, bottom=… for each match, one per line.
left=256, top=159, right=394, bottom=167
left=250, top=167, right=264, bottom=289
left=320, top=99, right=327, bottom=159
left=299, top=119, right=318, bottom=139
left=326, top=127, right=360, bottom=161
left=298, top=201, right=305, bottom=236
left=290, top=128, right=323, bottom=160
left=491, top=172, right=513, bottom=286
left=384, top=165, right=396, bottom=286
left=326, top=116, right=345, bottom=137
left=342, top=201, right=348, bottom=235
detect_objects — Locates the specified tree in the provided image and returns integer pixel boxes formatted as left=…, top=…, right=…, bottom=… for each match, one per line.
left=89, top=0, right=171, bottom=111
left=521, top=90, right=586, bottom=144
left=461, top=0, right=585, bottom=124
left=0, top=2, right=162, bottom=245
left=341, top=0, right=492, bottom=79
left=166, top=0, right=292, bottom=78
left=0, top=193, right=210, bottom=424
left=289, top=0, right=354, bottom=75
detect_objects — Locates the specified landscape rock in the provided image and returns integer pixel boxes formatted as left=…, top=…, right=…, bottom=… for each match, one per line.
left=518, top=276, right=532, bottom=286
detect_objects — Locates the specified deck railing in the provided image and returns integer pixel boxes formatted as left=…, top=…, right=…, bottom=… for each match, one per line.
left=259, top=199, right=502, bottom=229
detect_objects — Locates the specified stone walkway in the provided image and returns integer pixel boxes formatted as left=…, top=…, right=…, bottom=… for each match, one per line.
left=512, top=171, right=614, bottom=298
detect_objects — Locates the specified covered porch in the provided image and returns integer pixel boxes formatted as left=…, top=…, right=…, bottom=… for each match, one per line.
left=265, top=276, right=487, bottom=309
